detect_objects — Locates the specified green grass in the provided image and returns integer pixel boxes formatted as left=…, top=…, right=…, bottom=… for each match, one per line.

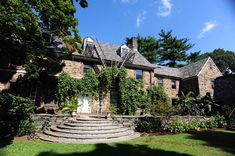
left=0, top=129, right=235, bottom=156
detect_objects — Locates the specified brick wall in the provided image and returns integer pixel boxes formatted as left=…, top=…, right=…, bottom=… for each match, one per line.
left=198, top=58, right=222, bottom=96
left=214, top=75, right=235, bottom=105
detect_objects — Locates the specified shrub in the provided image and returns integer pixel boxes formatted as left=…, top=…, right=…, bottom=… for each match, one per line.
left=136, top=120, right=155, bottom=133
left=0, top=92, right=35, bottom=119
left=136, top=117, right=162, bottom=133
left=148, top=102, right=176, bottom=116
left=164, top=116, right=224, bottom=133
left=16, top=119, right=37, bottom=136
left=108, top=104, right=118, bottom=115
left=213, top=115, right=226, bottom=128
left=147, top=86, right=169, bottom=104
left=0, top=92, right=36, bottom=137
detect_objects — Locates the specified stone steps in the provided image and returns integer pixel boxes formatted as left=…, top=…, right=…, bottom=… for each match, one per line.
left=64, top=122, right=116, bottom=127
left=38, top=133, right=140, bottom=144
left=229, top=121, right=235, bottom=130
left=50, top=126, right=129, bottom=134
left=44, top=130, right=134, bottom=139
left=71, top=120, right=113, bottom=124
left=38, top=117, right=139, bottom=143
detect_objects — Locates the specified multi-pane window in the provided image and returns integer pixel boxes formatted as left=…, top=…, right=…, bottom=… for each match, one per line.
left=136, top=69, right=143, bottom=79
left=83, top=64, right=92, bottom=74
left=157, top=78, right=163, bottom=87
left=171, top=80, right=176, bottom=89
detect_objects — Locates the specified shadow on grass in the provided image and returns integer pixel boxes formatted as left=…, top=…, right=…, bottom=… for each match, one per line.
left=188, top=130, right=235, bottom=155
left=36, top=143, right=191, bottom=156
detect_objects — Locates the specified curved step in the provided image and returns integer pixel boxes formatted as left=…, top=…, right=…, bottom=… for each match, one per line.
left=50, top=126, right=129, bottom=134
left=57, top=125, right=124, bottom=131
left=44, top=130, right=134, bottom=139
left=63, top=123, right=123, bottom=130
left=64, top=122, right=115, bottom=127
left=76, top=117, right=107, bottom=121
left=38, top=132, right=140, bottom=144
left=71, top=120, right=113, bottom=124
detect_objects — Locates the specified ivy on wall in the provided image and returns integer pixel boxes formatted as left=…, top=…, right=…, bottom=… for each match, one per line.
left=57, top=69, right=99, bottom=107
left=57, top=67, right=146, bottom=115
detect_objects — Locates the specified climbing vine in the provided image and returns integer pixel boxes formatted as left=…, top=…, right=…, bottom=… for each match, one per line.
left=57, top=67, right=146, bottom=115
left=57, top=69, right=99, bottom=107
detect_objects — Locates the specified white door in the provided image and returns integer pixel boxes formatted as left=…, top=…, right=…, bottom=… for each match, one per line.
left=77, top=94, right=92, bottom=113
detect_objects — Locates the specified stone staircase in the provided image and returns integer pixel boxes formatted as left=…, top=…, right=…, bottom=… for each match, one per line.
left=229, top=120, right=235, bottom=130
left=38, top=116, right=140, bottom=144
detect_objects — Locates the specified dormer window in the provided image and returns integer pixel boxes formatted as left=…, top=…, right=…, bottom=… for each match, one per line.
left=117, top=45, right=129, bottom=58
left=83, top=37, right=95, bottom=51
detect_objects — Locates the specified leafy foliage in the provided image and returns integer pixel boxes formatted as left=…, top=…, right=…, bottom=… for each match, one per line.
left=158, top=30, right=194, bottom=67
left=147, top=86, right=169, bottom=104
left=148, top=102, right=176, bottom=116
left=16, top=119, right=37, bottom=136
left=0, top=92, right=35, bottom=119
left=57, top=70, right=99, bottom=107
left=0, top=92, right=36, bottom=138
left=108, top=104, right=118, bottom=115
left=165, top=116, right=225, bottom=133
left=118, top=68, right=146, bottom=115
left=62, top=97, right=78, bottom=114
left=198, top=48, right=235, bottom=72
left=99, top=66, right=118, bottom=91
left=175, top=92, right=220, bottom=116
left=0, top=0, right=87, bottom=80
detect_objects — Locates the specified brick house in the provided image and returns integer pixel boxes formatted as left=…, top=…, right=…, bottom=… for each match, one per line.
left=154, top=57, right=222, bottom=99
left=0, top=37, right=155, bottom=114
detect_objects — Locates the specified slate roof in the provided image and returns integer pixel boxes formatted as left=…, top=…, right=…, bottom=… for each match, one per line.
left=73, top=41, right=154, bottom=69
left=154, top=65, right=182, bottom=78
left=154, top=57, right=210, bottom=79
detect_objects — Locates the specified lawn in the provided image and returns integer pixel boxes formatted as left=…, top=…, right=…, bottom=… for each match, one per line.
left=0, top=129, right=235, bottom=156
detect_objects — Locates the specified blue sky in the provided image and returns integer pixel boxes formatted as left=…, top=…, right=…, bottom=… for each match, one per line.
left=75, top=0, right=235, bottom=54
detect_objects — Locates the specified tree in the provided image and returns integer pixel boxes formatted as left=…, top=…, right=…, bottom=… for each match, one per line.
left=0, top=0, right=87, bottom=79
left=126, top=36, right=160, bottom=63
left=186, top=51, right=201, bottom=63
left=158, top=30, right=194, bottom=67
left=199, top=48, right=235, bottom=72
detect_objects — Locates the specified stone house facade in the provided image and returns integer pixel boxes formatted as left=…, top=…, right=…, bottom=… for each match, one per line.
left=0, top=37, right=155, bottom=114
left=154, top=57, right=222, bottom=99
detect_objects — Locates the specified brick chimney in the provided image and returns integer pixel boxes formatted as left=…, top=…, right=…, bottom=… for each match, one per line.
left=130, top=37, right=138, bottom=51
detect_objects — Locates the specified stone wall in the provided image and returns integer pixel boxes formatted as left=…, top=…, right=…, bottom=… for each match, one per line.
left=198, top=58, right=222, bottom=96
left=32, top=114, right=71, bottom=132
left=214, top=75, right=235, bottom=105
left=155, top=77, right=180, bottom=98
left=127, top=68, right=135, bottom=78
left=62, top=60, right=83, bottom=79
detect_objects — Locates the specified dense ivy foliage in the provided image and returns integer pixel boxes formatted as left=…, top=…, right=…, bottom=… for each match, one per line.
left=57, top=67, right=146, bottom=115
left=57, top=69, right=99, bottom=106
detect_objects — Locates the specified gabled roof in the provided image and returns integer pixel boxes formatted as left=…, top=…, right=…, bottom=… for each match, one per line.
left=154, top=57, right=211, bottom=79
left=180, top=57, right=209, bottom=78
left=73, top=41, right=154, bottom=69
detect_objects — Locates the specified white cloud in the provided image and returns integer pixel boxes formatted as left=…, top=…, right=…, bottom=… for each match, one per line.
left=198, top=21, right=217, bottom=39
left=157, top=0, right=173, bottom=17
left=136, top=10, right=147, bottom=28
